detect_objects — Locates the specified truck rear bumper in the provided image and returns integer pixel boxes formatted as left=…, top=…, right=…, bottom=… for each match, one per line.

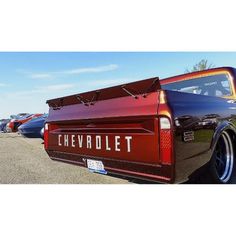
left=46, top=150, right=174, bottom=183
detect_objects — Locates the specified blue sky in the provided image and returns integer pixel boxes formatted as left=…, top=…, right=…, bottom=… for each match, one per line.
left=1, top=52, right=236, bottom=118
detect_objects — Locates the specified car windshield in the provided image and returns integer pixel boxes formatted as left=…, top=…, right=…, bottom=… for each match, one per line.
left=162, top=73, right=232, bottom=97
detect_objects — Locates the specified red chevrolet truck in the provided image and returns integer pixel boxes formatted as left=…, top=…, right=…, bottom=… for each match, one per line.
left=44, top=67, right=236, bottom=184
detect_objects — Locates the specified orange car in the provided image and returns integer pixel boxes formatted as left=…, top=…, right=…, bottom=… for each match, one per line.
left=7, top=114, right=43, bottom=132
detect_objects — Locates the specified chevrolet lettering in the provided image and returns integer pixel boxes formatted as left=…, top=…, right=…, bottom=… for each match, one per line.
left=57, top=134, right=132, bottom=152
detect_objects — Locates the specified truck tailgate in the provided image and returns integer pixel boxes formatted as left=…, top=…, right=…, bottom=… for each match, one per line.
left=45, top=78, right=174, bottom=182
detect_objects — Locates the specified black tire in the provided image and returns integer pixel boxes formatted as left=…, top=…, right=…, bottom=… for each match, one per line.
left=208, top=131, right=235, bottom=184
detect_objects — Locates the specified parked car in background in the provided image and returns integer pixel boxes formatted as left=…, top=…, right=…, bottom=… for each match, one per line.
left=0, top=119, right=10, bottom=132
left=5, top=113, right=30, bottom=132
left=18, top=114, right=48, bottom=139
left=10, top=113, right=29, bottom=120
left=7, top=113, right=43, bottom=132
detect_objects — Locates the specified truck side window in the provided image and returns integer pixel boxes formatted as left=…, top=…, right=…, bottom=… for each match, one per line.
left=162, top=73, right=232, bottom=97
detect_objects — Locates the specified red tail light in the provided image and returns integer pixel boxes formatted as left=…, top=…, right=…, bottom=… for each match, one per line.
left=44, top=123, right=59, bottom=150
left=159, top=117, right=173, bottom=164
left=158, top=91, right=173, bottom=165
left=44, top=123, right=49, bottom=150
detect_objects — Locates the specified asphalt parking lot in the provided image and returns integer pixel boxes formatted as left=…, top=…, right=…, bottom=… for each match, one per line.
left=0, top=133, right=129, bottom=184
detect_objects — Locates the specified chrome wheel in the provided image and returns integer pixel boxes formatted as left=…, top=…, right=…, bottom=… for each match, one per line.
left=214, top=131, right=234, bottom=183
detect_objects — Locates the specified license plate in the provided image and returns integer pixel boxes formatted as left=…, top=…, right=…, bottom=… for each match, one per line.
left=87, top=159, right=107, bottom=175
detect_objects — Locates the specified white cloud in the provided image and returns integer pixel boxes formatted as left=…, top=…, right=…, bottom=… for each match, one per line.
left=64, top=64, right=119, bottom=75
left=42, top=84, right=75, bottom=91
left=25, top=64, right=119, bottom=79
left=30, top=73, right=53, bottom=79
left=83, top=78, right=135, bottom=88
left=0, top=82, right=78, bottom=117
left=0, top=83, right=8, bottom=87
left=4, top=83, right=76, bottom=98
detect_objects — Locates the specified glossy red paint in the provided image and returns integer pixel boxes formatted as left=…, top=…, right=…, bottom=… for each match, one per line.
left=47, top=92, right=161, bottom=163
left=45, top=78, right=175, bottom=183
left=45, top=67, right=236, bottom=183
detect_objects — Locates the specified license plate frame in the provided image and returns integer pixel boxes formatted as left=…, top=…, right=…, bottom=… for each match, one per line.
left=87, top=159, right=107, bottom=175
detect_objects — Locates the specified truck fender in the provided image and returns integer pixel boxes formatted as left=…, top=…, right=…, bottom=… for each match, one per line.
left=210, top=121, right=236, bottom=156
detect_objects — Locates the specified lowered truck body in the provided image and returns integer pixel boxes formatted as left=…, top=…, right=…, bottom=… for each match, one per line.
left=44, top=67, right=236, bottom=183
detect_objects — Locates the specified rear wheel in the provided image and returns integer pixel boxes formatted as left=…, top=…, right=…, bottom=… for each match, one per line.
left=209, top=131, right=234, bottom=184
